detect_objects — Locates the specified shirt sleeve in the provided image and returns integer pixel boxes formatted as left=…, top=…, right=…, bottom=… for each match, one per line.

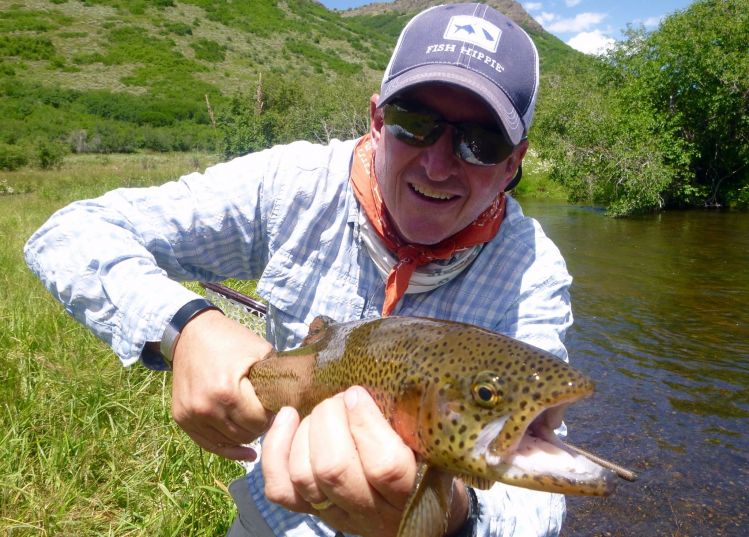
left=23, top=151, right=277, bottom=366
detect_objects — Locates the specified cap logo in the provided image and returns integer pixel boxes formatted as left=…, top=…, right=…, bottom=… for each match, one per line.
left=443, top=15, right=501, bottom=53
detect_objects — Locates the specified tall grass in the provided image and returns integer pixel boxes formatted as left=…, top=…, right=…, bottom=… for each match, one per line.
left=0, top=153, right=247, bottom=536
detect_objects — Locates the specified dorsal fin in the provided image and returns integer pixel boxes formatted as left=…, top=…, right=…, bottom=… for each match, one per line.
left=301, top=315, right=336, bottom=346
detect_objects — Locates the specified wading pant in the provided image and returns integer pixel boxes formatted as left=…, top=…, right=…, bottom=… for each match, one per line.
left=226, top=478, right=275, bottom=537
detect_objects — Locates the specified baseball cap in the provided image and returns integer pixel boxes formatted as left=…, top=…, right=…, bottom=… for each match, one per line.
left=378, top=3, right=540, bottom=147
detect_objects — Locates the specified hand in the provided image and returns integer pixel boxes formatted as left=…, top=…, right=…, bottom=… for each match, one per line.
left=261, top=386, right=470, bottom=537
left=171, top=309, right=274, bottom=460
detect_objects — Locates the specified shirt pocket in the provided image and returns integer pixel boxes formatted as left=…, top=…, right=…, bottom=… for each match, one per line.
left=258, top=247, right=364, bottom=340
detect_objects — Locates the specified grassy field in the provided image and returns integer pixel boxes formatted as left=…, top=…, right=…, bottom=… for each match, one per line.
left=0, top=149, right=564, bottom=536
left=0, top=152, right=248, bottom=536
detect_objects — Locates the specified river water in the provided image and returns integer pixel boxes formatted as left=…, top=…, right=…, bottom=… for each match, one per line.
left=516, top=199, right=749, bottom=536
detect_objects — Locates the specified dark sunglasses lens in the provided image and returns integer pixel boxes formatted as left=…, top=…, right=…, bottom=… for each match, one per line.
left=383, top=105, right=442, bottom=147
left=455, top=124, right=514, bottom=166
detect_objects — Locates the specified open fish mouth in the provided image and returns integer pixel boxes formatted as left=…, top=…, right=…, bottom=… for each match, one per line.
left=483, top=404, right=630, bottom=496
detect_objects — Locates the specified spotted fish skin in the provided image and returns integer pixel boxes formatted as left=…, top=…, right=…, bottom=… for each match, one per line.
left=249, top=316, right=617, bottom=498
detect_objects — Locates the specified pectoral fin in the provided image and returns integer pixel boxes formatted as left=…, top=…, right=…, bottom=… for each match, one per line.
left=459, top=473, right=495, bottom=490
left=397, top=462, right=453, bottom=537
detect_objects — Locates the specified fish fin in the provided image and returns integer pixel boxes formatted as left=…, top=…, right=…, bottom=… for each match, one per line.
left=302, top=315, right=335, bottom=346
left=397, top=462, right=452, bottom=537
left=459, top=473, right=495, bottom=490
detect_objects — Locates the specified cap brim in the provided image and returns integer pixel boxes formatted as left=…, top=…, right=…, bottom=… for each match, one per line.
left=378, top=64, right=526, bottom=146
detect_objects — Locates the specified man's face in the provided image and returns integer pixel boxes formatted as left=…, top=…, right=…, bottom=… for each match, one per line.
left=369, top=85, right=527, bottom=245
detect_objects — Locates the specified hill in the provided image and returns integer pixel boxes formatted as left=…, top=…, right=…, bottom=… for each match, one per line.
left=0, top=0, right=584, bottom=167
left=342, top=0, right=543, bottom=33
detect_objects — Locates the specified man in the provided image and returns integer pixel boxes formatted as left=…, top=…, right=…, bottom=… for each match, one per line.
left=25, top=3, right=572, bottom=536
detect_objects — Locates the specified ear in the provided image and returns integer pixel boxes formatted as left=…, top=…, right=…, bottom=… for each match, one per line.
left=500, top=139, right=528, bottom=189
left=369, top=93, right=384, bottom=149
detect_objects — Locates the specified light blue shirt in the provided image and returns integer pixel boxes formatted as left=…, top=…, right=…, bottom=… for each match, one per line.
left=25, top=137, right=573, bottom=536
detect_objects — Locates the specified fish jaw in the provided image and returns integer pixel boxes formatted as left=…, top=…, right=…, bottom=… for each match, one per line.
left=492, top=426, right=618, bottom=496
left=482, top=379, right=619, bottom=496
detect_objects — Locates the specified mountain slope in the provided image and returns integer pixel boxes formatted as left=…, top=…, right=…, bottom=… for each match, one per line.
left=0, top=0, right=583, bottom=161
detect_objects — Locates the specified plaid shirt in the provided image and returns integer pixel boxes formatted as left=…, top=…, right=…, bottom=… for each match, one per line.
left=25, top=138, right=572, bottom=536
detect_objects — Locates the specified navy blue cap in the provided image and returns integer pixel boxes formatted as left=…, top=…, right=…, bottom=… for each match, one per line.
left=378, top=3, right=540, bottom=146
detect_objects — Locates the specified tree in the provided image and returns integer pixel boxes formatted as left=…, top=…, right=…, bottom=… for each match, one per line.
left=534, top=0, right=748, bottom=214
left=608, top=0, right=748, bottom=208
left=534, top=61, right=685, bottom=216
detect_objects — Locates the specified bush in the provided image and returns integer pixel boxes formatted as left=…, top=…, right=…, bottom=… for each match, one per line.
left=191, top=39, right=226, bottom=62
left=36, top=139, right=67, bottom=169
left=0, top=143, right=28, bottom=171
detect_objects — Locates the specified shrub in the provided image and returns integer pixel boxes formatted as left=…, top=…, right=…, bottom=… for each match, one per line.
left=191, top=39, right=227, bottom=62
left=0, top=143, right=28, bottom=171
left=164, top=22, right=192, bottom=36
left=36, top=139, right=67, bottom=169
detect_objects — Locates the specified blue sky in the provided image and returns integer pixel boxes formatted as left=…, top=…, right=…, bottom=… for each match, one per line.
left=318, top=0, right=696, bottom=54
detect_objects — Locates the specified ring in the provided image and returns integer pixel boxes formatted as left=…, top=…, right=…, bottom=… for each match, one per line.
left=310, top=499, right=334, bottom=511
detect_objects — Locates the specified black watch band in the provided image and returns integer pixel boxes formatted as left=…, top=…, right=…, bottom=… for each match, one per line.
left=159, top=298, right=222, bottom=364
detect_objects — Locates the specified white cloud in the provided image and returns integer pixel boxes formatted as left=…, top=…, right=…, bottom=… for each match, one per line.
left=565, top=0, right=582, bottom=7
left=547, top=12, right=607, bottom=33
left=641, top=15, right=663, bottom=28
left=567, top=30, right=615, bottom=55
left=523, top=2, right=543, bottom=10
left=533, top=11, right=557, bottom=26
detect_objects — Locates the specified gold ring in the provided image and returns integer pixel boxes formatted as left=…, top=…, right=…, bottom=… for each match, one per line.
left=310, top=499, right=334, bottom=511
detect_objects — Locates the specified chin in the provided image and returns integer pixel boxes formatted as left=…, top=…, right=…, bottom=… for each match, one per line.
left=400, top=227, right=451, bottom=246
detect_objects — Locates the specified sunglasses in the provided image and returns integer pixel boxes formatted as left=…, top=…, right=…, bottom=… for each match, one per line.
left=382, top=100, right=515, bottom=167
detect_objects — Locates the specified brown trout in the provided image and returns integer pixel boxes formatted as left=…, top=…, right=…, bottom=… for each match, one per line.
left=249, top=316, right=632, bottom=537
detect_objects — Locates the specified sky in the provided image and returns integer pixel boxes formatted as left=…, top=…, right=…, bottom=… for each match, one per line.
left=318, top=0, right=696, bottom=55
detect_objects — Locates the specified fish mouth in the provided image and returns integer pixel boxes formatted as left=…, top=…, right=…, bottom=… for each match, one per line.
left=485, top=404, right=621, bottom=496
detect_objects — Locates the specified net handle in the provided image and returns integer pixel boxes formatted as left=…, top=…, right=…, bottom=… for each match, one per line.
left=200, top=282, right=267, bottom=317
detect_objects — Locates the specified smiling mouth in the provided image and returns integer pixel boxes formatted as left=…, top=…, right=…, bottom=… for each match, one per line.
left=410, top=182, right=458, bottom=202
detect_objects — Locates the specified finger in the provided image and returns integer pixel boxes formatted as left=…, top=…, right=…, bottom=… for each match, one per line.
left=181, top=424, right=258, bottom=461
left=288, top=414, right=326, bottom=507
left=228, top=375, right=275, bottom=436
left=308, top=395, right=373, bottom=511
left=344, top=386, right=417, bottom=507
left=261, top=407, right=308, bottom=509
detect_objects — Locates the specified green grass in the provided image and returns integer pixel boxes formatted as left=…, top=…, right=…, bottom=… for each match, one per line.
left=0, top=152, right=250, bottom=536
left=512, top=146, right=568, bottom=200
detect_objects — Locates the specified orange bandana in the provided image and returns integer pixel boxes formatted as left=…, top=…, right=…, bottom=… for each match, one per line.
left=350, top=135, right=506, bottom=316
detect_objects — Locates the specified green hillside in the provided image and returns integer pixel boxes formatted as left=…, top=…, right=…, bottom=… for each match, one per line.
left=0, top=0, right=582, bottom=167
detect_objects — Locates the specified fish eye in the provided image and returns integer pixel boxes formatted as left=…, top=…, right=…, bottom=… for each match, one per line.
left=471, top=372, right=503, bottom=408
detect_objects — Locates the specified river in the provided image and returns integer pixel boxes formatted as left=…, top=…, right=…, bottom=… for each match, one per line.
left=516, top=199, right=749, bottom=536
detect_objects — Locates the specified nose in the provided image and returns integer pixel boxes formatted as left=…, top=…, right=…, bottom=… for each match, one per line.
left=420, top=128, right=459, bottom=182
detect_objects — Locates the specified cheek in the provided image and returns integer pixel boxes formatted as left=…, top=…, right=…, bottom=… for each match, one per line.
left=375, top=137, right=418, bottom=199
left=464, top=170, right=505, bottom=209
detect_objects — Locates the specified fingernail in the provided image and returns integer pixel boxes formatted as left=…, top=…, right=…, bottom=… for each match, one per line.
left=344, top=386, right=359, bottom=410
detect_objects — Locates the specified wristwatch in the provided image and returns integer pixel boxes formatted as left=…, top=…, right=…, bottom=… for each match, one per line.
left=159, top=298, right=222, bottom=365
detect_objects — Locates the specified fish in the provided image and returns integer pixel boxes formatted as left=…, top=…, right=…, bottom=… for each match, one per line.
left=249, top=316, right=635, bottom=537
